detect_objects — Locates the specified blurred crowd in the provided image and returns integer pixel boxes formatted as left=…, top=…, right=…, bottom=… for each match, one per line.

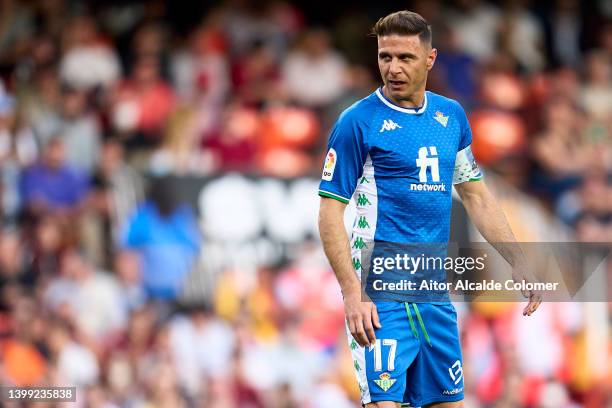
left=0, top=0, right=610, bottom=407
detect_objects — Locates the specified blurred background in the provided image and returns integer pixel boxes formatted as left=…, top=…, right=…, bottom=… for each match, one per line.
left=0, top=0, right=610, bottom=407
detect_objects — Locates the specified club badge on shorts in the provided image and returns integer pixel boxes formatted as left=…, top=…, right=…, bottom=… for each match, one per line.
left=374, top=372, right=396, bottom=392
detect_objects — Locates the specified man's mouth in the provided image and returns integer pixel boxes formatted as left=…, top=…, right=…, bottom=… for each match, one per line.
left=388, top=79, right=406, bottom=87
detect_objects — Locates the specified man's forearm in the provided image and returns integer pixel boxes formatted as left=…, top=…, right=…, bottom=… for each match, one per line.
left=318, top=200, right=362, bottom=298
left=460, top=183, right=543, bottom=314
left=461, top=185, right=527, bottom=269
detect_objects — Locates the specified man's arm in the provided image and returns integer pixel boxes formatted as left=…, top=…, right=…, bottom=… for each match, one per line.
left=318, top=197, right=380, bottom=346
left=454, top=180, right=541, bottom=316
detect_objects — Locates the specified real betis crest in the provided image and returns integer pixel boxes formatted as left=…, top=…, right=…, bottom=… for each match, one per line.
left=374, top=372, right=396, bottom=392
left=434, top=111, right=449, bottom=127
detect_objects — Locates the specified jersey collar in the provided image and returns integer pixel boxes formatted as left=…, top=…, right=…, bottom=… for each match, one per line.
left=376, top=87, right=428, bottom=115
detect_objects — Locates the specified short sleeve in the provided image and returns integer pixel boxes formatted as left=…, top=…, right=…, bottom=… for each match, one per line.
left=318, top=112, right=368, bottom=203
left=456, top=103, right=473, bottom=151
left=453, top=145, right=483, bottom=184
left=452, top=102, right=482, bottom=184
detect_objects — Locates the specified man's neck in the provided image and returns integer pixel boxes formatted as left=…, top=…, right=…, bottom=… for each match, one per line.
left=382, top=86, right=426, bottom=109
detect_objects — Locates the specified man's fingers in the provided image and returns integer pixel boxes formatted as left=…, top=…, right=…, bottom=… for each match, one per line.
left=363, top=316, right=376, bottom=346
left=372, top=305, right=382, bottom=329
left=523, top=292, right=542, bottom=316
left=346, top=303, right=381, bottom=347
left=348, top=317, right=357, bottom=338
left=351, top=315, right=369, bottom=347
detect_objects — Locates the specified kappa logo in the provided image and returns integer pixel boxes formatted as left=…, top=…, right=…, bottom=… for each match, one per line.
left=379, top=119, right=402, bottom=133
left=434, top=111, right=449, bottom=127
left=321, top=148, right=337, bottom=181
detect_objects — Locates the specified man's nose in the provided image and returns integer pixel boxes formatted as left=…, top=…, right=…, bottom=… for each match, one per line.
left=389, top=58, right=401, bottom=75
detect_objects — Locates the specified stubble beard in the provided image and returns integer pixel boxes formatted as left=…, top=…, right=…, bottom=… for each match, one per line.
left=386, top=74, right=427, bottom=105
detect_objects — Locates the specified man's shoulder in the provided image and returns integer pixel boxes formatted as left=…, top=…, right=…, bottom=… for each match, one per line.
left=336, top=90, right=379, bottom=127
left=426, top=91, right=465, bottom=114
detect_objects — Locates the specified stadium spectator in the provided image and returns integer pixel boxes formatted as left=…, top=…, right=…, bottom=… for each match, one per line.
left=282, top=28, right=347, bottom=109
left=168, top=305, right=236, bottom=396
left=1, top=321, right=47, bottom=385
left=43, top=248, right=127, bottom=340
left=114, top=249, right=147, bottom=312
left=170, top=21, right=229, bottom=108
left=219, top=1, right=301, bottom=59
left=56, top=86, right=101, bottom=175
left=0, top=80, right=37, bottom=166
left=111, top=54, right=176, bottom=146
left=544, top=0, right=583, bottom=68
left=0, top=228, right=35, bottom=310
left=128, top=22, right=170, bottom=76
left=530, top=99, right=587, bottom=199
left=202, top=103, right=259, bottom=172
left=17, top=66, right=63, bottom=144
left=80, top=137, right=145, bottom=264
left=0, top=82, right=37, bottom=220
left=120, top=179, right=201, bottom=300
left=231, top=40, right=282, bottom=107
left=19, top=136, right=89, bottom=217
left=498, top=0, right=545, bottom=73
left=430, top=24, right=477, bottom=107
left=580, top=49, right=612, bottom=120
left=149, top=105, right=216, bottom=176
left=59, top=15, right=121, bottom=91
left=0, top=0, right=35, bottom=67
left=94, top=138, right=145, bottom=244
left=29, top=214, right=65, bottom=279
left=444, top=0, right=501, bottom=62
left=46, top=319, right=99, bottom=386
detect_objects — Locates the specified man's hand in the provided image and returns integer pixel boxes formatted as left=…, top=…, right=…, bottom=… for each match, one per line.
left=344, top=293, right=381, bottom=347
left=511, top=268, right=542, bottom=316
left=319, top=197, right=382, bottom=344
left=455, top=181, right=543, bottom=317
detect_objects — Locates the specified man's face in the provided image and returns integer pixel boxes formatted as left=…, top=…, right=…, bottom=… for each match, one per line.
left=377, top=34, right=436, bottom=102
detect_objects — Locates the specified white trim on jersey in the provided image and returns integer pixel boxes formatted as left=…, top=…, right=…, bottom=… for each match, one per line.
left=346, top=323, right=371, bottom=404
left=349, top=154, right=378, bottom=405
left=352, top=155, right=378, bottom=244
left=452, top=145, right=483, bottom=184
left=376, top=88, right=428, bottom=115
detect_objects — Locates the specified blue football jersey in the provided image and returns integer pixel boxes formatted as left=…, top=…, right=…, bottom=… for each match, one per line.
left=319, top=88, right=481, bottom=244
left=319, top=88, right=482, bottom=301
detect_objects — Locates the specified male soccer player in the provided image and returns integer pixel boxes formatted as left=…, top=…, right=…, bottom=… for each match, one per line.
left=318, top=11, right=541, bottom=408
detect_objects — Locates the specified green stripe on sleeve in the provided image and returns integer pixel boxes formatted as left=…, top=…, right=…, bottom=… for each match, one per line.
left=318, top=190, right=350, bottom=204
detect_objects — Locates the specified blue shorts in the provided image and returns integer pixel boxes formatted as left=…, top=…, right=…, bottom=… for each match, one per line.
left=347, top=302, right=464, bottom=407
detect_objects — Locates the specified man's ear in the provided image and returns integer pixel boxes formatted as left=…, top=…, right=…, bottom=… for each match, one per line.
left=427, top=48, right=437, bottom=71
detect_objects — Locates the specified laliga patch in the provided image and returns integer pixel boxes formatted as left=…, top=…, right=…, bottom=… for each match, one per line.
left=466, top=146, right=483, bottom=179
left=322, top=148, right=337, bottom=181
left=374, top=372, right=396, bottom=392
